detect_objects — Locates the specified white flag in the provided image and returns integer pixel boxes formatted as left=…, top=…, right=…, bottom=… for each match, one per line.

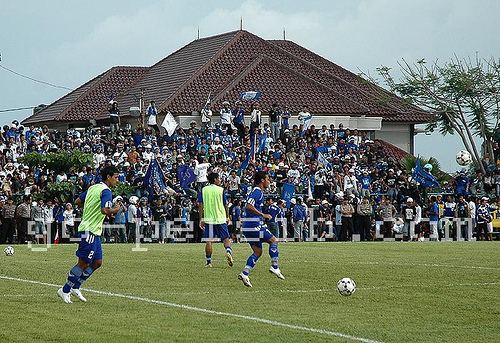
left=161, top=111, right=178, bottom=136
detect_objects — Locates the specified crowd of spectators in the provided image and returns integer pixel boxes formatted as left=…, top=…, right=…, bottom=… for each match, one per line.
left=0, top=99, right=498, bottom=245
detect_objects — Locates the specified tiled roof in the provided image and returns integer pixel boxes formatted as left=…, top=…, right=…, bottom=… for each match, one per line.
left=23, top=66, right=149, bottom=125
left=374, top=139, right=410, bottom=161
left=23, top=30, right=432, bottom=125
left=268, top=39, right=430, bottom=122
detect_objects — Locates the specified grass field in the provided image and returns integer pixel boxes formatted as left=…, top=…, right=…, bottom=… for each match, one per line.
left=1, top=242, right=499, bottom=343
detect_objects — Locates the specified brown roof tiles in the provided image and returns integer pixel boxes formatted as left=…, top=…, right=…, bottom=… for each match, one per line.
left=22, top=30, right=432, bottom=126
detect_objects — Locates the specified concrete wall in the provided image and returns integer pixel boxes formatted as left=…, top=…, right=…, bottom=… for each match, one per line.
left=375, top=122, right=413, bottom=153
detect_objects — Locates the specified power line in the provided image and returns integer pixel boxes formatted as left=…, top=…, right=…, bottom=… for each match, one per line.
left=0, top=106, right=36, bottom=113
left=0, top=63, right=74, bottom=91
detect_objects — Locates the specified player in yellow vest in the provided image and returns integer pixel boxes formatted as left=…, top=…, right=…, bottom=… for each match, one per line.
left=57, top=166, right=122, bottom=304
left=198, top=172, right=233, bottom=267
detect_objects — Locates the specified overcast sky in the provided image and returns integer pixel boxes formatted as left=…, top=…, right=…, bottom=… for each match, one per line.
left=1, top=0, right=498, bottom=171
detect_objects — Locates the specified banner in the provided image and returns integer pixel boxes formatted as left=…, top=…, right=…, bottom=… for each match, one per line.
left=282, top=182, right=295, bottom=208
left=143, top=159, right=168, bottom=199
left=161, top=111, right=178, bottom=136
left=177, top=165, right=196, bottom=190
left=239, top=91, right=262, bottom=101
left=412, top=159, right=440, bottom=188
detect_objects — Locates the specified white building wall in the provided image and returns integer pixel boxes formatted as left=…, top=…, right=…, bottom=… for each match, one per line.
left=375, top=122, right=413, bottom=153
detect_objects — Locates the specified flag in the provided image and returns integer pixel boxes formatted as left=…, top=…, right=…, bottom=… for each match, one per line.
left=143, top=159, right=168, bottom=199
left=317, top=151, right=332, bottom=170
left=177, top=165, right=196, bottom=190
left=412, top=159, right=440, bottom=188
left=282, top=183, right=295, bottom=208
left=161, top=111, right=178, bottom=136
left=239, top=91, right=262, bottom=101
left=240, top=134, right=257, bottom=170
left=54, top=227, right=59, bottom=245
left=258, top=132, right=267, bottom=153
left=307, top=177, right=313, bottom=200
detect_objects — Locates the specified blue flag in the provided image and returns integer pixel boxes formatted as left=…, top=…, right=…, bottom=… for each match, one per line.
left=143, top=159, right=167, bottom=200
left=177, top=165, right=196, bottom=190
left=240, top=134, right=256, bottom=170
left=282, top=182, right=295, bottom=208
left=412, top=159, right=440, bottom=188
left=317, top=151, right=332, bottom=170
left=258, top=132, right=267, bottom=153
left=239, top=91, right=262, bottom=101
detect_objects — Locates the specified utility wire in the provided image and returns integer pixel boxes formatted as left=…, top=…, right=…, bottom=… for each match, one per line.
left=0, top=106, right=36, bottom=113
left=0, top=63, right=74, bottom=91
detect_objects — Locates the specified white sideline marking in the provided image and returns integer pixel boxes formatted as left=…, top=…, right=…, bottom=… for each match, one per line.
left=0, top=275, right=382, bottom=343
left=293, top=260, right=500, bottom=271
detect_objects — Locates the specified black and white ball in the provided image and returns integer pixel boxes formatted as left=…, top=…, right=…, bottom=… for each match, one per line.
left=456, top=150, right=472, bottom=166
left=4, top=246, right=14, bottom=256
left=337, top=277, right=356, bottom=296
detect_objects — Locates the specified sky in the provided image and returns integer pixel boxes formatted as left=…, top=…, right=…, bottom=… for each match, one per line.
left=1, top=0, right=498, bottom=172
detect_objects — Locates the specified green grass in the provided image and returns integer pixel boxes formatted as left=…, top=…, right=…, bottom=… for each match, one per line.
left=1, top=242, right=499, bottom=343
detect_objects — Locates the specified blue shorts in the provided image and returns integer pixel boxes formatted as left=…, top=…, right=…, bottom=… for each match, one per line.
left=203, top=223, right=230, bottom=241
left=76, top=231, right=102, bottom=263
left=243, top=225, right=275, bottom=248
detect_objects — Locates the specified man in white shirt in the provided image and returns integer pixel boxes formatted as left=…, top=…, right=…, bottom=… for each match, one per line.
left=298, top=105, right=313, bottom=133
left=343, top=169, right=359, bottom=197
left=194, top=156, right=210, bottom=191
left=219, top=101, right=233, bottom=134
left=201, top=103, right=213, bottom=130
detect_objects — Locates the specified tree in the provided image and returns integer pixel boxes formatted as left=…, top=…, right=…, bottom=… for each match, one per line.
left=371, top=55, right=500, bottom=174
left=20, top=150, right=93, bottom=174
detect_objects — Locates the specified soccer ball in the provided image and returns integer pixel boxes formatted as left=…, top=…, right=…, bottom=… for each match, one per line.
left=337, top=277, right=356, bottom=296
left=4, top=246, right=14, bottom=256
left=456, top=150, right=472, bottom=166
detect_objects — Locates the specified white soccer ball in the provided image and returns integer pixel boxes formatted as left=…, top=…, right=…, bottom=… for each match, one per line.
left=337, top=277, right=356, bottom=296
left=4, top=246, right=14, bottom=256
left=456, top=150, right=472, bottom=166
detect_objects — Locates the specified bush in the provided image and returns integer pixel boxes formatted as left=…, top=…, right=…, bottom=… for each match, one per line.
left=19, top=150, right=93, bottom=173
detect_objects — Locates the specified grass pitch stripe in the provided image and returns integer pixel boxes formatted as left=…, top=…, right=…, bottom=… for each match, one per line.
left=0, top=275, right=382, bottom=343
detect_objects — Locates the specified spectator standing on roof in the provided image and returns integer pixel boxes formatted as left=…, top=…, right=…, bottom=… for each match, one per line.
left=250, top=102, right=262, bottom=134
left=220, top=101, right=233, bottom=134
left=146, top=100, right=161, bottom=135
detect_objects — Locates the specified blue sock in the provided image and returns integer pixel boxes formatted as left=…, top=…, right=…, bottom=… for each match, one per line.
left=225, top=246, right=233, bottom=255
left=243, top=253, right=259, bottom=275
left=269, top=243, right=279, bottom=269
left=62, top=265, right=83, bottom=293
left=206, top=255, right=212, bottom=264
left=73, top=267, right=94, bottom=289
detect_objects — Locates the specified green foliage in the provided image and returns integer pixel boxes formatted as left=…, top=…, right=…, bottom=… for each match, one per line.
left=19, top=150, right=93, bottom=173
left=44, top=181, right=76, bottom=203
left=371, top=55, right=500, bottom=173
left=18, top=153, right=44, bottom=170
left=111, top=183, right=137, bottom=198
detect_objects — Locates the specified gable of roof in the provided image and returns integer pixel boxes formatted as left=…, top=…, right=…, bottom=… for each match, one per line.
left=268, top=39, right=430, bottom=122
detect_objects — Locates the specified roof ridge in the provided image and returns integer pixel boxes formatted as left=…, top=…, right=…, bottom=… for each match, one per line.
left=23, top=68, right=110, bottom=123
left=158, top=30, right=245, bottom=111
left=269, top=40, right=411, bottom=115
left=243, top=34, right=376, bottom=114
left=214, top=54, right=369, bottom=114
left=54, top=67, right=119, bottom=120
left=211, top=54, right=266, bottom=104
